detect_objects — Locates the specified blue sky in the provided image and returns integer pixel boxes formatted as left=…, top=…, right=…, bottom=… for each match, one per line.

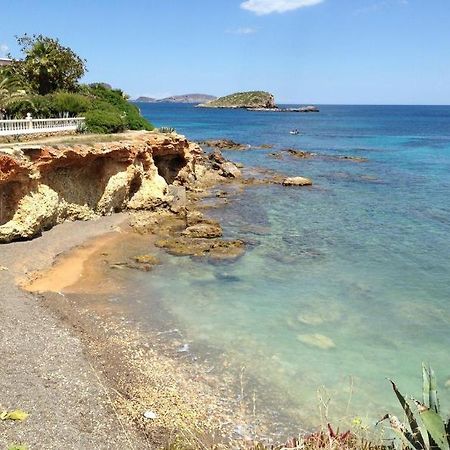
left=1, top=0, right=449, bottom=104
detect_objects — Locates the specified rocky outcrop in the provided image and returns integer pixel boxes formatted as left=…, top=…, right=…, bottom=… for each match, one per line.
left=0, top=131, right=212, bottom=243
left=282, top=176, right=313, bottom=186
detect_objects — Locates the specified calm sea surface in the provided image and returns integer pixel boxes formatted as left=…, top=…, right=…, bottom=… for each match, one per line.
left=126, top=104, right=450, bottom=427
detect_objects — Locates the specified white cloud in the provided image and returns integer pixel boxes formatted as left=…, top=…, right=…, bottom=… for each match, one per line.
left=0, top=44, right=9, bottom=57
left=240, top=0, right=324, bottom=15
left=227, top=27, right=258, bottom=35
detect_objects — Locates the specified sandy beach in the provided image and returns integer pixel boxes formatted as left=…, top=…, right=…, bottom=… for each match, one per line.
left=1, top=206, right=270, bottom=449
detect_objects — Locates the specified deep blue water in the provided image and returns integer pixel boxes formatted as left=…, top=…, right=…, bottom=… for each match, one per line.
left=131, top=103, right=450, bottom=427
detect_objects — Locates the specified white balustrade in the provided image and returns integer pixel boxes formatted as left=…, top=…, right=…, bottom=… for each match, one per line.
left=0, top=115, right=85, bottom=136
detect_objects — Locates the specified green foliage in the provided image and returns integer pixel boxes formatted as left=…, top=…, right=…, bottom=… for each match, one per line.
left=49, top=92, right=91, bottom=117
left=84, top=109, right=126, bottom=134
left=6, top=95, right=54, bottom=118
left=380, top=364, right=450, bottom=450
left=0, top=68, right=30, bottom=113
left=10, top=34, right=86, bottom=95
left=2, top=35, right=153, bottom=132
left=83, top=84, right=154, bottom=131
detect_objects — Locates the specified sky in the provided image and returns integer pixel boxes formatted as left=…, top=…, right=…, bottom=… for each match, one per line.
left=1, top=0, right=449, bottom=104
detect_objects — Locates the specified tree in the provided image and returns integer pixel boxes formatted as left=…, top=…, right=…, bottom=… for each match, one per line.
left=10, top=34, right=86, bottom=95
left=0, top=68, right=30, bottom=117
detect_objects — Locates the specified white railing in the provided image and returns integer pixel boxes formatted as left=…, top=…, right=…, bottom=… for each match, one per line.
left=0, top=114, right=85, bottom=136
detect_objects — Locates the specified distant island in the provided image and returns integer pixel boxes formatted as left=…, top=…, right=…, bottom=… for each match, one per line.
left=198, top=91, right=275, bottom=109
left=198, top=91, right=319, bottom=112
left=134, top=94, right=217, bottom=104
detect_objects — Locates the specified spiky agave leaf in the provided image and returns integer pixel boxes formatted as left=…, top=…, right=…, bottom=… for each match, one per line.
left=413, top=401, right=449, bottom=450
left=389, top=380, right=427, bottom=449
left=423, top=363, right=431, bottom=409
left=428, top=366, right=440, bottom=415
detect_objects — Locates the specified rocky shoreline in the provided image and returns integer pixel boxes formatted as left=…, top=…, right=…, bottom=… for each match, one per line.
left=0, top=131, right=315, bottom=448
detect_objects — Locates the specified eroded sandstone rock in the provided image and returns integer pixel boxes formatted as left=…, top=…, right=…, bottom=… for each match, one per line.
left=0, top=132, right=203, bottom=243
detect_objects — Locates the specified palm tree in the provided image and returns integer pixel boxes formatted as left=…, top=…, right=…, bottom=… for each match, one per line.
left=0, top=70, right=30, bottom=118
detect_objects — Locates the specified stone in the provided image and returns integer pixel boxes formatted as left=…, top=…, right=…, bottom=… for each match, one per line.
left=282, top=176, right=313, bottom=186
left=297, top=334, right=336, bottom=350
left=155, top=237, right=245, bottom=261
left=198, top=139, right=248, bottom=151
left=284, top=149, right=315, bottom=159
left=182, top=222, right=223, bottom=239
left=219, top=162, right=242, bottom=179
left=133, top=254, right=161, bottom=265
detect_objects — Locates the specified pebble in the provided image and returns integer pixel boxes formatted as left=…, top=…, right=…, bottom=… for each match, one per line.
left=143, top=410, right=158, bottom=420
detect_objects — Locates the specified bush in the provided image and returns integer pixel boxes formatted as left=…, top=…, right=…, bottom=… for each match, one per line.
left=6, top=95, right=54, bottom=118
left=83, top=84, right=154, bottom=131
left=84, top=109, right=126, bottom=134
left=49, top=92, right=91, bottom=117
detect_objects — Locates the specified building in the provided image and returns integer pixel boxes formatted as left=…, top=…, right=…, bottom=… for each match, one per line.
left=0, top=58, right=12, bottom=67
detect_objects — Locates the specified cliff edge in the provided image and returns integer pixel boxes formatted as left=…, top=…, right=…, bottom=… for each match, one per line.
left=0, top=131, right=230, bottom=243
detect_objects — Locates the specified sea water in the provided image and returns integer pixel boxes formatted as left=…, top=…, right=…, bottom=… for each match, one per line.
left=126, top=104, right=450, bottom=427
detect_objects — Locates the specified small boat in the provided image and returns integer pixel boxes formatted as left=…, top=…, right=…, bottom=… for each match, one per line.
left=289, top=129, right=300, bottom=135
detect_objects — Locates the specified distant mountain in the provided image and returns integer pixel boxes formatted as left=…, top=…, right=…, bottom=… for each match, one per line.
left=135, top=96, right=157, bottom=103
left=198, top=91, right=275, bottom=109
left=133, top=94, right=216, bottom=104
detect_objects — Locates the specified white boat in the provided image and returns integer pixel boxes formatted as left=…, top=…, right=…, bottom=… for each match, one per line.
left=289, top=129, right=300, bottom=135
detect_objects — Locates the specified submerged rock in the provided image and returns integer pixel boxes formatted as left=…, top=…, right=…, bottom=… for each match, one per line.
left=133, top=254, right=161, bottom=265
left=182, top=222, right=223, bottom=239
left=297, top=333, right=336, bottom=350
left=198, top=139, right=249, bottom=151
left=284, top=149, right=315, bottom=159
left=155, top=236, right=245, bottom=261
left=282, top=176, right=313, bottom=186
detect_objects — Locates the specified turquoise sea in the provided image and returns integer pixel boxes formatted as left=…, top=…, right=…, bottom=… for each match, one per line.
left=130, top=104, right=450, bottom=429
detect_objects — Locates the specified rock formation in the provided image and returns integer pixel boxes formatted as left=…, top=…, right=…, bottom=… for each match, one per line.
left=0, top=131, right=238, bottom=243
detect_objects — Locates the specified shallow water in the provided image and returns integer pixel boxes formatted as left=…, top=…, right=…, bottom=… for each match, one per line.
left=117, top=104, right=450, bottom=427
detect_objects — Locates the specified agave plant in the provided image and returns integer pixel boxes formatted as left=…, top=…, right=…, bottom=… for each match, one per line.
left=379, top=364, right=450, bottom=450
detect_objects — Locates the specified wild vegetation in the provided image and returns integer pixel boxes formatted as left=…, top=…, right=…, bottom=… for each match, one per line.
left=379, top=364, right=450, bottom=450
left=0, top=34, right=153, bottom=133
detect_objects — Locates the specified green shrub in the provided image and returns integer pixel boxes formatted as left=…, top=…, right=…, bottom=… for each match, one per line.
left=83, top=84, right=154, bottom=131
left=6, top=95, right=54, bottom=118
left=49, top=92, right=91, bottom=117
left=84, top=109, right=126, bottom=134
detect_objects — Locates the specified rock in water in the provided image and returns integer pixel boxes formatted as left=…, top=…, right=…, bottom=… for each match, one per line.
left=220, top=162, right=242, bottom=178
left=297, top=333, right=336, bottom=350
left=182, top=222, right=223, bottom=239
left=282, top=176, right=313, bottom=186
